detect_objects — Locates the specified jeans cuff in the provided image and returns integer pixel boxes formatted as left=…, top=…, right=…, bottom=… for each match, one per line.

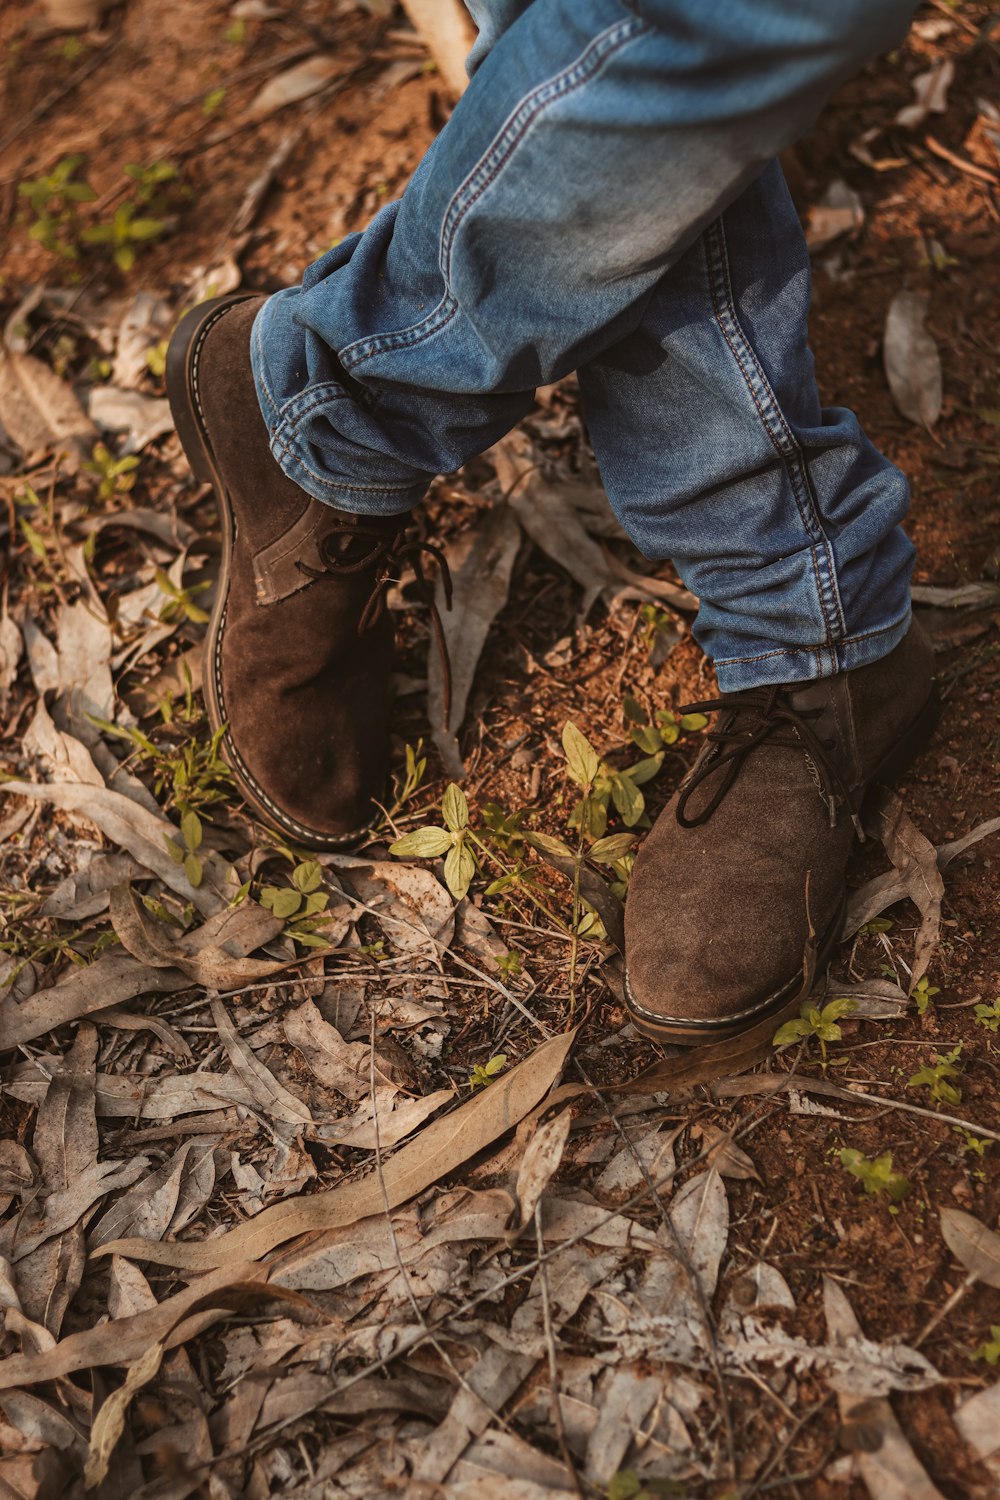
left=713, top=606, right=912, bottom=692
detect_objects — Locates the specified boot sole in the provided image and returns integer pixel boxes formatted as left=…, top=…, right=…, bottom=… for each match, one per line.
left=622, top=682, right=942, bottom=1046
left=165, top=295, right=375, bottom=852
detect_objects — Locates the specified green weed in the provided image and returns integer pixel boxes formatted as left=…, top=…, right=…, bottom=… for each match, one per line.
left=839, top=1148, right=911, bottom=1209
left=469, top=1053, right=507, bottom=1090
left=908, top=1044, right=963, bottom=1108
left=773, top=996, right=857, bottom=1068
left=18, top=154, right=95, bottom=259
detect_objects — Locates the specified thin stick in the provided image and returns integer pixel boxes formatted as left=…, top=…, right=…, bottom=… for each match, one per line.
left=534, top=1204, right=586, bottom=1498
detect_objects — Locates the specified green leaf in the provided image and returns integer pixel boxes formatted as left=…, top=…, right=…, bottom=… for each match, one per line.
left=561, top=721, right=600, bottom=788
left=292, top=859, right=323, bottom=894
left=441, top=782, right=469, bottom=833
left=268, top=887, right=303, bottom=920
left=183, top=852, right=203, bottom=888
left=629, top=725, right=663, bottom=755
left=589, top=832, right=638, bottom=863
left=678, top=712, right=708, bottom=731
left=163, top=836, right=185, bottom=865
left=610, top=771, right=644, bottom=827
left=626, top=751, right=664, bottom=786
left=390, top=826, right=453, bottom=859
left=128, top=216, right=165, bottom=241
left=114, top=243, right=136, bottom=272
left=180, top=809, right=202, bottom=852
left=525, top=830, right=574, bottom=860
left=773, top=1017, right=809, bottom=1048
left=301, top=890, right=329, bottom=916
left=443, top=839, right=476, bottom=901
left=622, top=695, right=647, bottom=725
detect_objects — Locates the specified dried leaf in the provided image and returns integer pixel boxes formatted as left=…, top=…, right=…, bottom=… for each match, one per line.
left=95, top=1027, right=577, bottom=1269
left=88, top=386, right=174, bottom=453
left=88, top=1138, right=217, bottom=1249
left=824, top=1277, right=946, bottom=1499
left=0, top=953, right=189, bottom=1052
left=937, top=815, right=1000, bottom=869
left=841, top=791, right=944, bottom=991
left=398, top=0, right=476, bottom=98
left=330, top=855, right=455, bottom=965
left=594, top=1124, right=677, bottom=1198
left=895, top=58, right=954, bottom=129
left=247, top=54, right=340, bottom=118
left=940, top=1208, right=1000, bottom=1289
left=506, top=1109, right=571, bottom=1241
left=84, top=1339, right=164, bottom=1488
left=110, top=884, right=291, bottom=988
left=912, top=582, right=1000, bottom=609
left=0, top=347, right=95, bottom=466
left=427, top=500, right=521, bottom=777
left=690, top=1121, right=760, bottom=1181
left=883, top=290, right=942, bottom=428
left=806, top=179, right=864, bottom=250
left=322, top=1088, right=454, bottom=1150
left=0, top=1258, right=270, bottom=1390
left=0, top=606, right=22, bottom=719
left=1, top=779, right=232, bottom=916
left=39, top=853, right=143, bottom=919
left=283, top=998, right=395, bottom=1102
left=954, top=1382, right=1000, bottom=1476
left=210, top=997, right=312, bottom=1125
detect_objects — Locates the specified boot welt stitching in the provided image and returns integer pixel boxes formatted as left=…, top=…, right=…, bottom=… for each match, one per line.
left=210, top=600, right=372, bottom=848
left=622, top=963, right=804, bottom=1029
left=187, top=311, right=372, bottom=848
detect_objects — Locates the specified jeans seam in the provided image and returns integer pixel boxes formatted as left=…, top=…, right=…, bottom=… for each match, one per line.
left=714, top=611, right=910, bottom=667
left=339, top=14, right=647, bottom=371
left=252, top=313, right=283, bottom=426
left=269, top=424, right=420, bottom=495
left=703, top=217, right=847, bottom=651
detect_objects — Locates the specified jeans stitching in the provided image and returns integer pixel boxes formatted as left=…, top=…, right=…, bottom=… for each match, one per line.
left=269, top=424, right=420, bottom=495
left=703, top=218, right=847, bottom=648
left=339, top=15, right=645, bottom=370
left=713, top=609, right=910, bottom=667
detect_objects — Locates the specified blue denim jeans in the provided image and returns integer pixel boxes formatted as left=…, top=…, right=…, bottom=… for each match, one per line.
left=252, top=0, right=917, bottom=690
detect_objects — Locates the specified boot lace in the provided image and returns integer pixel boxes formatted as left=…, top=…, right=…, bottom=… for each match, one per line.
left=297, top=522, right=454, bottom=720
left=674, top=686, right=859, bottom=833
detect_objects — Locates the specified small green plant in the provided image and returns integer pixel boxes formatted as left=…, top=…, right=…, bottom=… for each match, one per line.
left=386, top=739, right=428, bottom=819
left=606, top=1472, right=687, bottom=1500
left=390, top=782, right=478, bottom=900
left=496, top=950, right=522, bottom=980
left=146, top=339, right=168, bottom=378
left=469, top=1053, right=507, bottom=1089
left=91, top=711, right=232, bottom=819
left=258, top=859, right=331, bottom=947
left=155, top=567, right=210, bottom=625
left=773, top=996, right=857, bottom=1068
left=635, top=603, right=681, bottom=665
left=202, top=86, right=227, bottom=115
left=81, top=201, right=167, bottom=272
left=974, top=998, right=1000, bottom=1033
left=165, top=808, right=206, bottom=888
left=623, top=695, right=707, bottom=755
left=955, top=1126, right=991, bottom=1158
left=123, top=159, right=178, bottom=206
left=84, top=442, right=139, bottom=501
left=974, top=1327, right=1000, bottom=1365
left=858, top=917, right=894, bottom=937
left=562, top=719, right=662, bottom=840
left=839, top=1148, right=911, bottom=1209
left=19, top=154, right=95, bottom=259
left=224, top=18, right=247, bottom=43
left=908, top=1044, right=963, bottom=1108
left=912, top=975, right=940, bottom=1016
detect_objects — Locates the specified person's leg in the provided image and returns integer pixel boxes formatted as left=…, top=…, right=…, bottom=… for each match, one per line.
left=252, top=0, right=916, bottom=526
left=578, top=159, right=914, bottom=688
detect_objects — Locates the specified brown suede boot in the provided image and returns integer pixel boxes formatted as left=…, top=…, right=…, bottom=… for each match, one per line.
left=166, top=295, right=441, bottom=849
left=623, top=621, right=938, bottom=1043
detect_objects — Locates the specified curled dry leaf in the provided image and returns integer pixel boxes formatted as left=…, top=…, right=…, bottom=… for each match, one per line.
left=690, top=1121, right=760, bottom=1182
left=505, top=1109, right=571, bottom=1242
left=247, top=54, right=340, bottom=118
left=842, top=789, right=944, bottom=993
left=83, top=1339, right=164, bottom=1489
left=426, top=499, right=521, bottom=777
left=210, top=997, right=312, bottom=1126
left=940, top=1207, right=1000, bottom=1289
left=895, top=58, right=955, bottom=130
left=110, top=884, right=292, bottom=989
left=94, top=1027, right=578, bottom=1269
left=0, top=953, right=189, bottom=1053
left=88, top=386, right=174, bottom=453
left=883, top=290, right=942, bottom=429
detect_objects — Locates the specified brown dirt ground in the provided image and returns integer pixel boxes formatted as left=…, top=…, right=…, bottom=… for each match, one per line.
left=1, top=2, right=999, bottom=1497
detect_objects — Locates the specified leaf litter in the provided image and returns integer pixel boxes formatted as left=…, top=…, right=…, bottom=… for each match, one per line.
left=1, top=13, right=998, bottom=1498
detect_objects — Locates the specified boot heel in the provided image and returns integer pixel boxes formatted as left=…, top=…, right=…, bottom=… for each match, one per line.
left=166, top=294, right=256, bottom=485
left=865, top=686, right=942, bottom=798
